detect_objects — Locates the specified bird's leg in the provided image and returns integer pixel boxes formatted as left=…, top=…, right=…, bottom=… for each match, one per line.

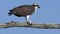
left=25, top=15, right=32, bottom=25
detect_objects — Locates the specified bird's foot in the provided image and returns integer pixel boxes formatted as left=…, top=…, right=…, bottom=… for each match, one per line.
left=26, top=22, right=32, bottom=25
left=26, top=20, right=33, bottom=25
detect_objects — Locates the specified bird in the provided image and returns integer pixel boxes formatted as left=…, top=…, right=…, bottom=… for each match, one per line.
left=8, top=3, right=40, bottom=25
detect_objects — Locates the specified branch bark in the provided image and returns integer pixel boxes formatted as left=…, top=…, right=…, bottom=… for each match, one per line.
left=0, top=21, right=60, bottom=29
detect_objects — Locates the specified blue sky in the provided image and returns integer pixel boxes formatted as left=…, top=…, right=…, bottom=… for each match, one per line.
left=0, top=0, right=60, bottom=34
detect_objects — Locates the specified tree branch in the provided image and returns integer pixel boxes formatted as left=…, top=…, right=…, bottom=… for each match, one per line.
left=0, top=21, right=60, bottom=29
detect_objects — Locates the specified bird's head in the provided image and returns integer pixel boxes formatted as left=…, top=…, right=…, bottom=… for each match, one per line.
left=32, top=3, right=40, bottom=9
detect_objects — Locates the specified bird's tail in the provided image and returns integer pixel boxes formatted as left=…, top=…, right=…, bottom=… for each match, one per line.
left=8, top=10, right=13, bottom=16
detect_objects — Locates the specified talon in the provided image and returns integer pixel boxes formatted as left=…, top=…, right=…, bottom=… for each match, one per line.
left=26, top=22, right=32, bottom=25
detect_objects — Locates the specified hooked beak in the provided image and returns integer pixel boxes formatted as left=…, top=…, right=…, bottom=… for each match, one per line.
left=38, top=6, right=40, bottom=8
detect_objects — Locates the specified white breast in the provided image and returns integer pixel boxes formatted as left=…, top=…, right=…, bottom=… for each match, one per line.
left=34, top=6, right=38, bottom=13
left=35, top=6, right=38, bottom=11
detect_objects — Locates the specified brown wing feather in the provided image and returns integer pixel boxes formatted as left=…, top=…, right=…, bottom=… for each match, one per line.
left=12, top=5, right=35, bottom=17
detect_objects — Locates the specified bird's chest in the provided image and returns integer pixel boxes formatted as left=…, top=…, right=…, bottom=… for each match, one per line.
left=34, top=6, right=38, bottom=12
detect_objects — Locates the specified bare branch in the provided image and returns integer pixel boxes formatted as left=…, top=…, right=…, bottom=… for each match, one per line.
left=0, top=21, right=60, bottom=29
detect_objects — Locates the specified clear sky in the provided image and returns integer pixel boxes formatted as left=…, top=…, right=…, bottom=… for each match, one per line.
left=0, top=0, right=60, bottom=34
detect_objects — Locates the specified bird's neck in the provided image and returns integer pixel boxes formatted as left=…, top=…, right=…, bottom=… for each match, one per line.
left=34, top=6, right=38, bottom=11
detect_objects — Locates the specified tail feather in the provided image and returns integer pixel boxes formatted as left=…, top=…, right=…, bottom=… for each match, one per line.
left=8, top=10, right=13, bottom=16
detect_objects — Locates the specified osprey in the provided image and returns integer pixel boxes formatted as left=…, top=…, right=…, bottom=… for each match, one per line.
left=8, top=3, right=40, bottom=25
